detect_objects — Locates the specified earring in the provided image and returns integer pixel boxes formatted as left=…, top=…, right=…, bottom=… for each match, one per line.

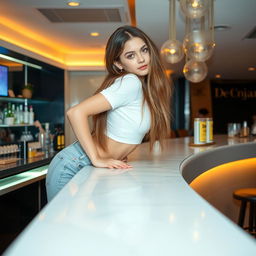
left=116, top=65, right=123, bottom=72
left=113, top=64, right=123, bottom=74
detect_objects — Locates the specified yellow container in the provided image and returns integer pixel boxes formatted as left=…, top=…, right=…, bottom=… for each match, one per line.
left=194, top=118, right=206, bottom=144
left=206, top=118, right=213, bottom=143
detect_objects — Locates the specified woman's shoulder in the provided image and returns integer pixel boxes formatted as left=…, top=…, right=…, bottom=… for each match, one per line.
left=122, top=73, right=141, bottom=82
left=116, top=73, right=142, bottom=87
left=107, top=73, right=142, bottom=94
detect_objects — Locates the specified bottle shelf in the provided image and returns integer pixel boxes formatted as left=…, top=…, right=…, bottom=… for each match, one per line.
left=0, top=124, right=34, bottom=128
left=0, top=96, right=49, bottom=104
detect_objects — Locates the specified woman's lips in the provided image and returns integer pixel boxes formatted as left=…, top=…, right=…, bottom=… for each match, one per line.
left=138, top=65, right=148, bottom=70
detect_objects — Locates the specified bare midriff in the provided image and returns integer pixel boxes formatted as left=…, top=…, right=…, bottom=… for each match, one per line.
left=94, top=136, right=138, bottom=161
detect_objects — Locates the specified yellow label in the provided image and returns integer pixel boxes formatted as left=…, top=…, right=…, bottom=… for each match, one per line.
left=57, top=135, right=61, bottom=145
left=199, top=121, right=206, bottom=142
left=28, top=150, right=33, bottom=158
left=209, top=121, right=213, bottom=141
left=57, top=135, right=61, bottom=149
left=61, top=135, right=65, bottom=147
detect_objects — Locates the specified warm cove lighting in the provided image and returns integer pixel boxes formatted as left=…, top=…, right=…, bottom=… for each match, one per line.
left=190, top=158, right=256, bottom=188
left=0, top=35, right=65, bottom=65
left=1, top=34, right=104, bottom=67
left=0, top=17, right=105, bottom=67
left=1, top=33, right=105, bottom=67
left=67, top=1, right=80, bottom=7
left=248, top=67, right=255, bottom=71
left=66, top=60, right=105, bottom=66
left=90, top=32, right=100, bottom=37
left=0, top=17, right=69, bottom=52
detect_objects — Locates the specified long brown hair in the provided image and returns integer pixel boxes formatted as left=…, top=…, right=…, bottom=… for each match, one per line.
left=92, top=26, right=172, bottom=151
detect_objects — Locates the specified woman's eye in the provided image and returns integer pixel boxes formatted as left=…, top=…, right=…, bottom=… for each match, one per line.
left=126, top=54, right=134, bottom=59
left=142, top=47, right=149, bottom=53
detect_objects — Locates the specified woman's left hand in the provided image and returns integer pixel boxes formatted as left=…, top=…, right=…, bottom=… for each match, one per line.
left=91, top=157, right=132, bottom=169
left=121, top=156, right=128, bottom=163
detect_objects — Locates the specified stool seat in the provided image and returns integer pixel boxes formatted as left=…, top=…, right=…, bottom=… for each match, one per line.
left=233, top=188, right=256, bottom=201
left=233, top=187, right=256, bottom=237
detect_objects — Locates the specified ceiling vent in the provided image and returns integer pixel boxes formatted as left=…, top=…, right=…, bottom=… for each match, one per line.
left=244, top=26, right=256, bottom=39
left=37, top=8, right=126, bottom=23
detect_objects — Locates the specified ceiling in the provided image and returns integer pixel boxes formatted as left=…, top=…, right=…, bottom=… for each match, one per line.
left=0, top=0, right=255, bottom=79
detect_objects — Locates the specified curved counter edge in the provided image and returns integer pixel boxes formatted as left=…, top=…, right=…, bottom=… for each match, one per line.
left=180, top=142, right=256, bottom=184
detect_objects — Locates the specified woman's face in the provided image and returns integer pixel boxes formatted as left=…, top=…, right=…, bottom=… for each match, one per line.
left=115, top=37, right=150, bottom=77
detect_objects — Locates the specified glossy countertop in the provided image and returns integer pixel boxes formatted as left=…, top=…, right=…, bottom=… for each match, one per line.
left=4, top=135, right=256, bottom=255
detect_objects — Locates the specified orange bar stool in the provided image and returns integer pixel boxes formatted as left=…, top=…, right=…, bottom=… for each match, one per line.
left=233, top=188, right=256, bottom=236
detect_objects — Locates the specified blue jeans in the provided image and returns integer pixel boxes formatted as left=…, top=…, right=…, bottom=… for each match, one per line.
left=46, top=141, right=92, bottom=201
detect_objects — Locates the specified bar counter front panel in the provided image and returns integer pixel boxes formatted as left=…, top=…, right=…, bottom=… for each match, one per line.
left=4, top=135, right=256, bottom=255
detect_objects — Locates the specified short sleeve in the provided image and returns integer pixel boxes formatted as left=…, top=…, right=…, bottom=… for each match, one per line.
left=100, top=74, right=142, bottom=109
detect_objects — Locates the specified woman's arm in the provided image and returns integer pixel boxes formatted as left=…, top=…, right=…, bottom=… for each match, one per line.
left=67, top=93, right=131, bottom=169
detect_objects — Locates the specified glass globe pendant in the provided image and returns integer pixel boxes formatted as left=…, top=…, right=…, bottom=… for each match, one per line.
left=161, top=39, right=184, bottom=64
left=183, top=30, right=214, bottom=61
left=183, top=59, right=207, bottom=82
left=180, top=0, right=209, bottom=19
left=161, top=0, right=184, bottom=64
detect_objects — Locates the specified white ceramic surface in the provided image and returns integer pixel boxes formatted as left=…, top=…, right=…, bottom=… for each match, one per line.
left=4, top=135, right=256, bottom=255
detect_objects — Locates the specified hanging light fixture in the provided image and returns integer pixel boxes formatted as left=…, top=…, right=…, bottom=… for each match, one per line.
left=183, top=30, right=214, bottom=62
left=161, top=0, right=215, bottom=83
left=161, top=0, right=184, bottom=64
left=183, top=59, right=208, bottom=82
left=180, top=0, right=209, bottom=19
left=182, top=0, right=214, bottom=82
left=183, top=0, right=215, bottom=62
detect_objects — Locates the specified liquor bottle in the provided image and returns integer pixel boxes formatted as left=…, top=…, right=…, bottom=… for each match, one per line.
left=44, top=123, right=51, bottom=152
left=53, top=125, right=65, bottom=151
left=53, top=127, right=60, bottom=151
left=2, top=107, right=8, bottom=124
left=29, top=105, right=34, bottom=124
left=23, top=101, right=29, bottom=124
left=240, top=121, right=249, bottom=137
left=251, top=120, right=256, bottom=136
left=7, top=103, right=14, bottom=118
left=11, top=104, right=16, bottom=123
left=60, top=130, right=65, bottom=149
left=14, top=105, right=20, bottom=124
left=5, top=103, right=15, bottom=125
left=19, top=104, right=24, bottom=124
left=0, top=108, right=4, bottom=124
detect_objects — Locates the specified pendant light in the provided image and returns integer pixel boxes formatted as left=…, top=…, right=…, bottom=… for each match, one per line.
left=161, top=0, right=184, bottom=64
left=161, top=0, right=215, bottom=83
left=180, top=0, right=209, bottom=19
left=183, top=59, right=208, bottom=82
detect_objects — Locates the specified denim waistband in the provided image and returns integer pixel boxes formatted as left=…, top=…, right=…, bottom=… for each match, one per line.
left=61, top=141, right=90, bottom=161
left=72, top=141, right=85, bottom=156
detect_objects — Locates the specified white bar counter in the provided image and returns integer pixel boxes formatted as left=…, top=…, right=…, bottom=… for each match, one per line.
left=4, top=135, right=256, bottom=255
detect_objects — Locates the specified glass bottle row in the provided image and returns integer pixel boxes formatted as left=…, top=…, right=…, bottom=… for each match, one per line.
left=0, top=101, right=34, bottom=125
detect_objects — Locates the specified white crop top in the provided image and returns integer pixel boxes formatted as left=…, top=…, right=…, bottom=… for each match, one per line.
left=100, top=74, right=151, bottom=144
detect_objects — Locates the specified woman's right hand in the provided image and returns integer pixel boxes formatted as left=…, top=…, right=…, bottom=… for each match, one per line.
left=92, top=157, right=132, bottom=169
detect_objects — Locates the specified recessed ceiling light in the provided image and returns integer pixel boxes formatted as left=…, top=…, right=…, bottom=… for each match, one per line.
left=215, top=74, right=221, bottom=78
left=90, top=32, right=100, bottom=37
left=214, top=25, right=231, bottom=31
left=67, top=1, right=80, bottom=7
left=248, top=67, right=255, bottom=71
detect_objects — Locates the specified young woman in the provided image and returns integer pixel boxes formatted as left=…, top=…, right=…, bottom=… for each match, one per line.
left=46, top=25, right=172, bottom=201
